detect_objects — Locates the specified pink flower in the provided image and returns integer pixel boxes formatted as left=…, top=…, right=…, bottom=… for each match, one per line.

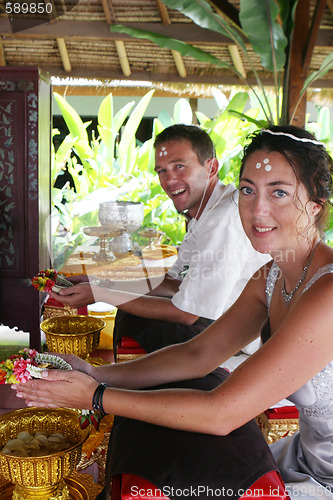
left=13, top=358, right=33, bottom=384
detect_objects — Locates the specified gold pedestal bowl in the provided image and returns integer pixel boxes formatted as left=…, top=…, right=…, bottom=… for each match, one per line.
left=40, top=315, right=106, bottom=359
left=0, top=407, right=90, bottom=500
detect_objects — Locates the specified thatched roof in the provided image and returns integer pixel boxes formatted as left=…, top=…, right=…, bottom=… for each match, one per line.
left=0, top=0, right=332, bottom=98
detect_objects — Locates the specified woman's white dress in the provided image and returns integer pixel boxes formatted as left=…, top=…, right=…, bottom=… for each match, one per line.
left=265, top=263, right=333, bottom=500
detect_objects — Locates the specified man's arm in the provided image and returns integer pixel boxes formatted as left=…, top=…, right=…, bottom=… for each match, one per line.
left=51, top=282, right=199, bottom=324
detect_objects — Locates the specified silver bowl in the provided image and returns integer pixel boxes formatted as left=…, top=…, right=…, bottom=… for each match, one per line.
left=98, top=201, right=144, bottom=234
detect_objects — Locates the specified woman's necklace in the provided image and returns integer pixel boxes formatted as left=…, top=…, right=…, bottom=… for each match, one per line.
left=281, top=240, right=320, bottom=305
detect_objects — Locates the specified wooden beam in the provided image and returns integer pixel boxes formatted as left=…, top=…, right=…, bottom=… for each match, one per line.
left=100, top=0, right=113, bottom=25
left=0, top=39, right=6, bottom=66
left=57, top=38, right=71, bottom=72
left=228, top=45, right=246, bottom=79
left=302, top=0, right=327, bottom=70
left=155, top=0, right=170, bottom=26
left=0, top=18, right=238, bottom=43
left=0, top=18, right=331, bottom=46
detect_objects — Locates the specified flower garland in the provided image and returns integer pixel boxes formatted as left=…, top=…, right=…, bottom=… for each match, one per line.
left=0, top=348, right=39, bottom=384
left=0, top=349, right=102, bottom=430
left=31, top=269, right=74, bottom=293
left=31, top=269, right=58, bottom=293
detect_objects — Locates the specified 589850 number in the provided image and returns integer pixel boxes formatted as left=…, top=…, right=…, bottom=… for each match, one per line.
left=5, top=2, right=53, bottom=14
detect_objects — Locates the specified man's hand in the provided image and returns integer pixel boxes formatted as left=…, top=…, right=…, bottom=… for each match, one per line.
left=65, top=274, right=91, bottom=285
left=50, top=283, right=98, bottom=308
left=12, top=369, right=99, bottom=410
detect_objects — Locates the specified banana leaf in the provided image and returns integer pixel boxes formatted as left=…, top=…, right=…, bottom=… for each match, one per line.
left=97, top=95, right=135, bottom=163
left=53, top=93, right=92, bottom=164
left=239, top=0, right=288, bottom=72
left=118, top=89, right=155, bottom=163
left=159, top=0, right=248, bottom=52
left=173, top=98, right=192, bottom=124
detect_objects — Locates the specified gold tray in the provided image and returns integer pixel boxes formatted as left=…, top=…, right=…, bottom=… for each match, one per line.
left=0, top=472, right=103, bottom=500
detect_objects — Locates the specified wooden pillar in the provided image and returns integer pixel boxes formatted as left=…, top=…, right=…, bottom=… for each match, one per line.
left=0, top=67, right=52, bottom=350
left=286, top=0, right=326, bottom=126
left=286, top=1, right=310, bottom=126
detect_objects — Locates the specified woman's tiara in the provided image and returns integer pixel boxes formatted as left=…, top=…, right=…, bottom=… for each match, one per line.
left=261, top=129, right=325, bottom=147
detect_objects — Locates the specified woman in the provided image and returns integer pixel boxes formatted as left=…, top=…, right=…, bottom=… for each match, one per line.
left=14, top=125, right=333, bottom=499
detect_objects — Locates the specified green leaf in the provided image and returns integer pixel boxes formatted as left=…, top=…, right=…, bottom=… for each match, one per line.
left=53, top=93, right=91, bottom=158
left=110, top=25, right=238, bottom=74
left=113, top=101, right=135, bottom=134
left=97, top=94, right=114, bottom=150
left=118, top=90, right=155, bottom=163
left=173, top=98, right=192, bottom=124
left=239, top=0, right=288, bottom=71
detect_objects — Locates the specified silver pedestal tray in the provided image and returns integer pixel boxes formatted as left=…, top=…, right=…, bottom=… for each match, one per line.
left=99, top=201, right=145, bottom=254
left=83, top=226, right=124, bottom=262
left=139, top=227, right=164, bottom=250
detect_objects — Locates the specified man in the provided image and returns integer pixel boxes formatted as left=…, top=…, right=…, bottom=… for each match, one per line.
left=52, top=125, right=269, bottom=355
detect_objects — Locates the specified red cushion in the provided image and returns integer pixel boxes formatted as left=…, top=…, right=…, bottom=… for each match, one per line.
left=265, top=407, right=299, bottom=419
left=117, top=337, right=147, bottom=354
left=117, top=471, right=288, bottom=500
left=120, top=337, right=144, bottom=349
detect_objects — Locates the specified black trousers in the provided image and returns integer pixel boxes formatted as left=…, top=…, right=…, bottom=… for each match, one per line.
left=113, top=309, right=214, bottom=360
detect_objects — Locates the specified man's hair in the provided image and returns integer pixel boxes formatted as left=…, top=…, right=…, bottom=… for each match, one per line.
left=154, top=124, right=215, bottom=165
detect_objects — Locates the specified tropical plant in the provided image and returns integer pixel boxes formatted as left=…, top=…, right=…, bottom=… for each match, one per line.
left=110, top=0, right=333, bottom=126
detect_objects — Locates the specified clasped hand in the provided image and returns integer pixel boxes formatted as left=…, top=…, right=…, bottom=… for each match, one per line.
left=11, top=369, right=99, bottom=410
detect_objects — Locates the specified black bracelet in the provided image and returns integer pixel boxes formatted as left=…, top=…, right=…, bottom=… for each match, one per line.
left=92, top=383, right=109, bottom=418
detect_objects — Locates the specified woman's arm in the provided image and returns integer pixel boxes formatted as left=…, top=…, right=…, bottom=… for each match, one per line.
left=14, top=270, right=268, bottom=409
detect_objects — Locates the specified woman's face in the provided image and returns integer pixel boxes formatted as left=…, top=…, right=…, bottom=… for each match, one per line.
left=239, top=150, right=320, bottom=257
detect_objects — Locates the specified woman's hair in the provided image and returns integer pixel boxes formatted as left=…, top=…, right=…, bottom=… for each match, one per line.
left=240, top=125, right=333, bottom=231
left=154, top=124, right=215, bottom=165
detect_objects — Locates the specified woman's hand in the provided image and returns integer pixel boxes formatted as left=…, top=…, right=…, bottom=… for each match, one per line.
left=12, top=370, right=99, bottom=410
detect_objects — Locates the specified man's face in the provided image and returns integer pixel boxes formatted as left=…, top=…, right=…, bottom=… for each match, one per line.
left=155, top=139, right=213, bottom=218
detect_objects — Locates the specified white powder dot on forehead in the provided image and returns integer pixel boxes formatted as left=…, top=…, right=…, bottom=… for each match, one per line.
left=265, top=164, right=272, bottom=172
left=263, top=158, right=270, bottom=164
left=256, top=163, right=261, bottom=169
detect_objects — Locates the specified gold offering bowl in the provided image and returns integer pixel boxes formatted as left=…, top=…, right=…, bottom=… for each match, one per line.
left=40, top=315, right=106, bottom=359
left=0, top=407, right=90, bottom=500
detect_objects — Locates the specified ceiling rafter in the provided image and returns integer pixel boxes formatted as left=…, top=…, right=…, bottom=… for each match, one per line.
left=155, top=0, right=187, bottom=79
left=0, top=38, right=6, bottom=66
left=102, top=0, right=131, bottom=77
left=210, top=0, right=246, bottom=79
left=43, top=0, right=71, bottom=72
left=302, top=0, right=327, bottom=70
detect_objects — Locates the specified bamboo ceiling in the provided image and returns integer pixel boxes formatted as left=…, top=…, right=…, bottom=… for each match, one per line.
left=0, top=0, right=332, bottom=98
